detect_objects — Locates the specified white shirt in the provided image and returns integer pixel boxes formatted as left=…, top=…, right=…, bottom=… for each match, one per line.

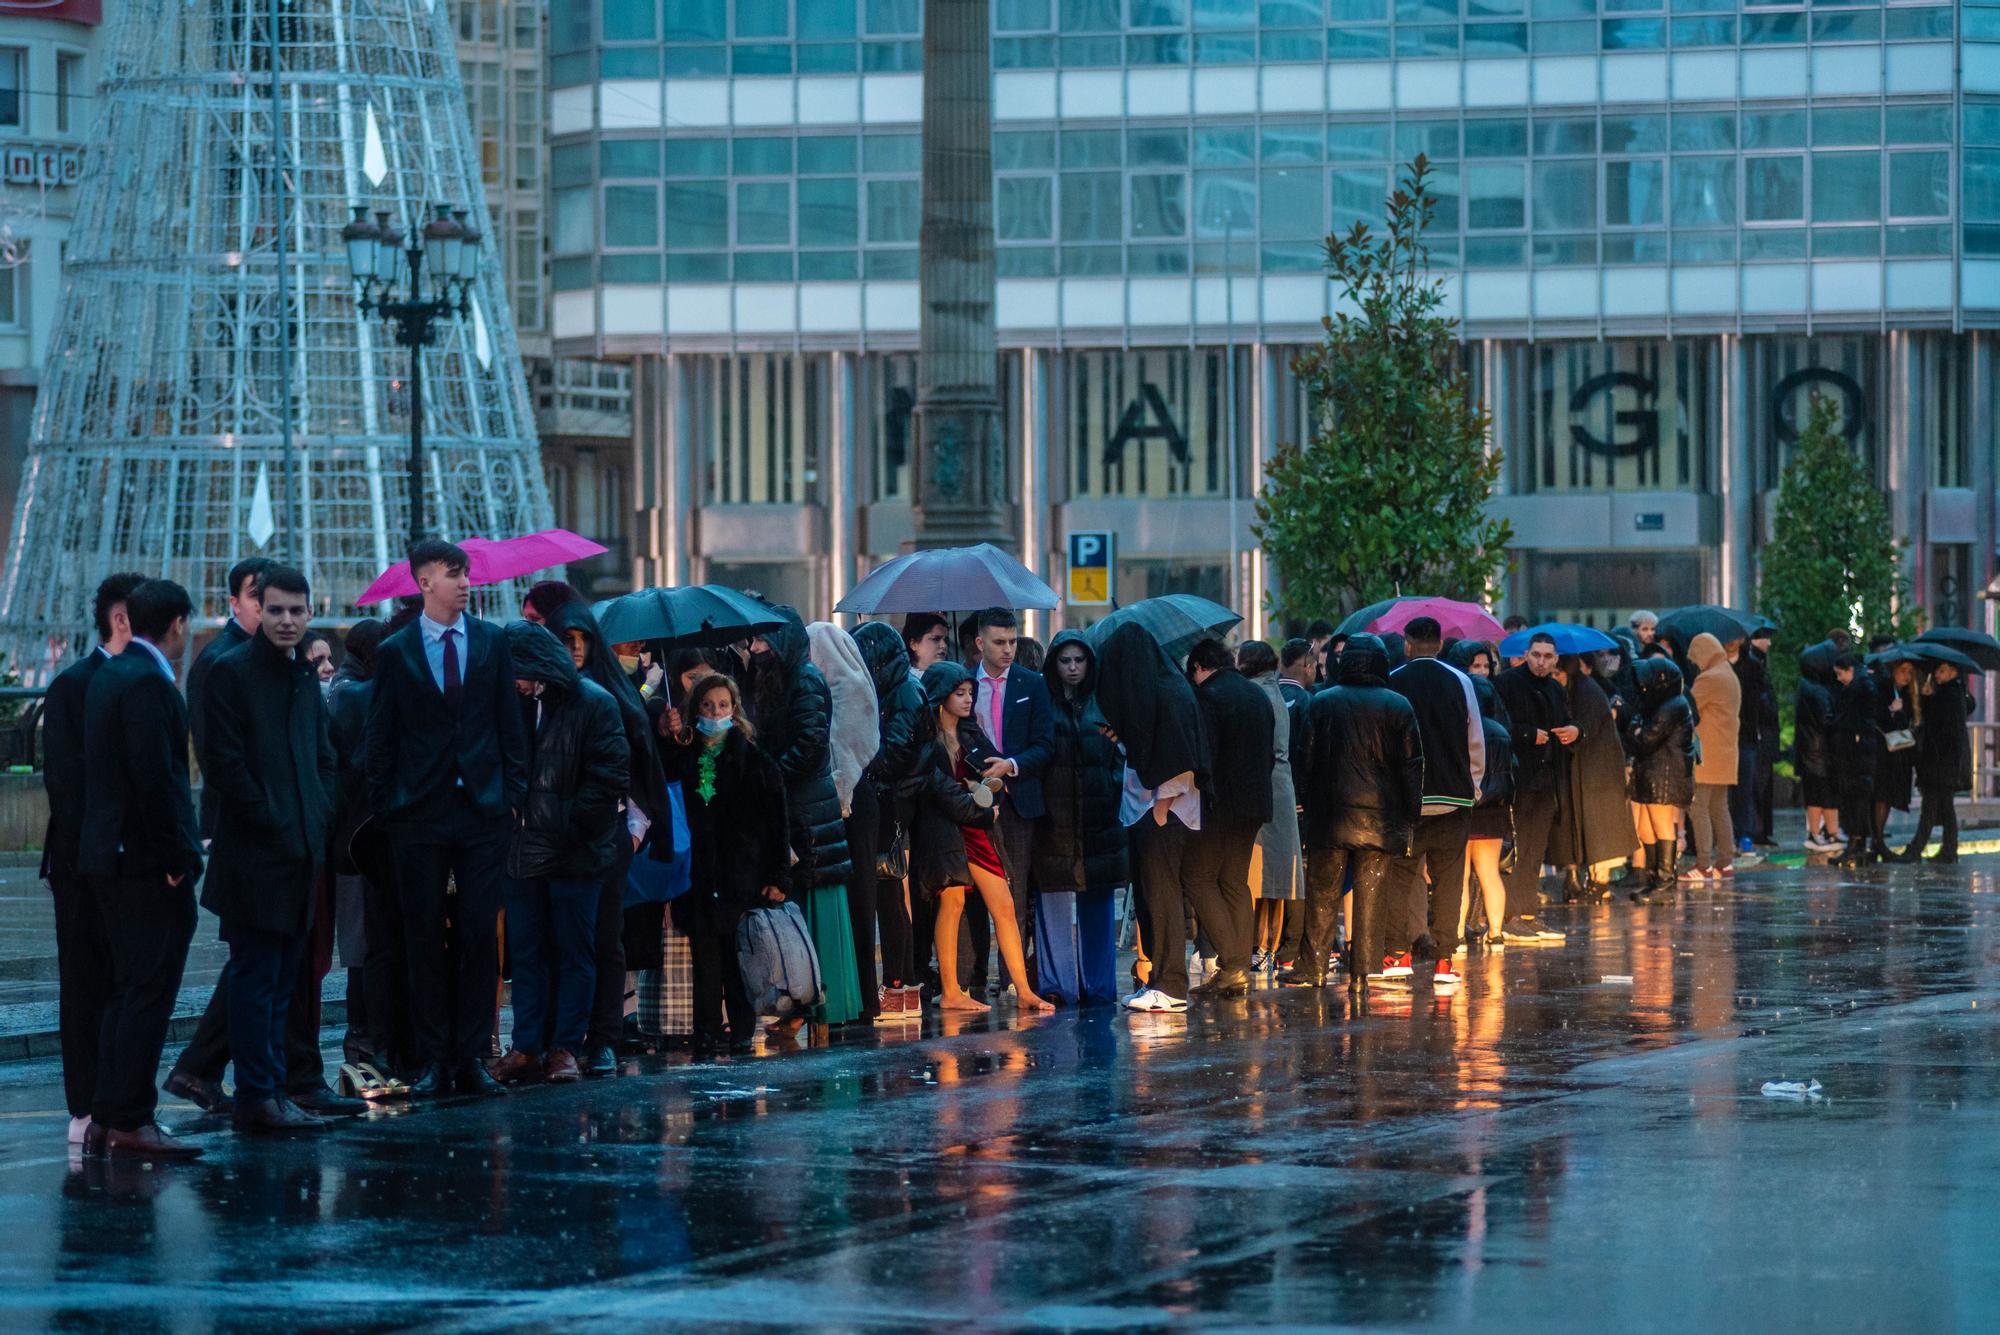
left=132, top=637, right=176, bottom=682
left=1119, top=762, right=1201, bottom=832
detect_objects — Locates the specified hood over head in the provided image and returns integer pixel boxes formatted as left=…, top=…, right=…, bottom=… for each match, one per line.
left=1634, top=656, right=1685, bottom=710
left=807, top=620, right=880, bottom=808
left=1471, top=674, right=1501, bottom=720
left=1798, top=639, right=1838, bottom=685
left=1336, top=632, right=1391, bottom=686
left=763, top=604, right=812, bottom=676
left=853, top=621, right=913, bottom=699
left=1093, top=622, right=1209, bottom=790
left=506, top=620, right=580, bottom=691
left=922, top=661, right=974, bottom=710
left=1041, top=628, right=1098, bottom=699
left=1687, top=631, right=1727, bottom=672
left=1445, top=638, right=1496, bottom=674
left=548, top=601, right=645, bottom=715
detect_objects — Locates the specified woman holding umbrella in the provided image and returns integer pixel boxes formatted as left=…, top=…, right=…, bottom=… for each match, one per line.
left=1897, top=658, right=1975, bottom=863
left=1872, top=657, right=1920, bottom=860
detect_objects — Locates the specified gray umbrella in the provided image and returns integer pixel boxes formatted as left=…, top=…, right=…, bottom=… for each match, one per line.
left=1085, top=594, right=1242, bottom=661
left=834, top=542, right=1058, bottom=614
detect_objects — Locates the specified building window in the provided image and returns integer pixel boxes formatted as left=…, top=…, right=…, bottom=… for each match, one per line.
left=0, top=48, right=23, bottom=129
left=1519, top=339, right=1715, bottom=495
left=56, top=52, right=84, bottom=134
left=697, top=353, right=824, bottom=505
left=0, top=255, right=21, bottom=328
left=1061, top=347, right=1246, bottom=501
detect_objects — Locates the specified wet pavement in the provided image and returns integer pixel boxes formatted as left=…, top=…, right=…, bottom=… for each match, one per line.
left=2, top=856, right=1998, bottom=1332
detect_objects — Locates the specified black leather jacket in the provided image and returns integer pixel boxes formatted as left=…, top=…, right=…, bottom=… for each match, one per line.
left=1623, top=658, right=1695, bottom=807
left=1300, top=640, right=1423, bottom=855
left=505, top=622, right=630, bottom=882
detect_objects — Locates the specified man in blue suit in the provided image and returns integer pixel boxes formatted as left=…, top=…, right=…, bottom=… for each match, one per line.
left=958, top=608, right=1054, bottom=992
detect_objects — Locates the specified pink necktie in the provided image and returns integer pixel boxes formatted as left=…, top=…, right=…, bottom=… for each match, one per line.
left=987, top=676, right=1005, bottom=752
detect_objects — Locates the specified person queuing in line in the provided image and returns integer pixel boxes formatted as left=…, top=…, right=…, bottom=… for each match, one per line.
left=1236, top=640, right=1302, bottom=976
left=1312, top=633, right=1347, bottom=694
left=1386, top=617, right=1483, bottom=985
left=1272, top=638, right=1318, bottom=971
left=902, top=613, right=950, bottom=680
left=1630, top=610, right=1659, bottom=652
left=1493, top=634, right=1576, bottom=941
left=78, top=579, right=206, bottom=1161
left=920, top=662, right=1052, bottom=1014
left=41, top=571, right=146, bottom=1148
left=365, top=539, right=529, bottom=1098
left=1033, top=631, right=1129, bottom=1006
left=1830, top=651, right=1884, bottom=868
left=743, top=606, right=860, bottom=1029
left=1551, top=653, right=1633, bottom=902
left=489, top=622, right=629, bottom=1085
left=304, top=633, right=337, bottom=693
left=1179, top=639, right=1277, bottom=998
left=1286, top=634, right=1424, bottom=988
left=196, top=565, right=345, bottom=1134
left=1873, top=657, right=1921, bottom=863
left=956, top=616, right=983, bottom=670
left=662, top=674, right=790, bottom=1053
left=1795, top=642, right=1843, bottom=852
left=1747, top=626, right=1782, bottom=850
left=1897, top=660, right=1974, bottom=864
left=521, top=579, right=582, bottom=627
left=327, top=618, right=406, bottom=1081
left=1683, top=633, right=1742, bottom=883
left=1728, top=634, right=1772, bottom=861
left=1463, top=676, right=1515, bottom=948
left=1096, top=622, right=1209, bottom=1014
left=1620, top=658, right=1695, bottom=903
left=1305, top=620, right=1337, bottom=674
left=853, top=621, right=927, bottom=1016
left=1500, top=616, right=1531, bottom=669
left=807, top=620, right=885, bottom=1025
left=552, top=601, right=669, bottom=1073
left=162, top=554, right=273, bottom=1116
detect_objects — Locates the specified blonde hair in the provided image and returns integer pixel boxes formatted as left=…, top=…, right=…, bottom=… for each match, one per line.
left=690, top=673, right=755, bottom=742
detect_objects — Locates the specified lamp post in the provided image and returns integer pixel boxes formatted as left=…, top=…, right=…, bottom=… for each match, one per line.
left=340, top=203, right=483, bottom=545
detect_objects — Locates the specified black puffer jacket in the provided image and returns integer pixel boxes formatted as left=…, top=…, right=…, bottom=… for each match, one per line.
left=1471, top=676, right=1514, bottom=811
left=1794, top=641, right=1837, bottom=779
left=549, top=601, right=669, bottom=839
left=907, top=663, right=997, bottom=898
left=1622, top=658, right=1695, bottom=807
left=1034, top=631, right=1129, bottom=894
left=751, top=605, right=852, bottom=890
left=505, top=621, right=630, bottom=882
left=1301, top=635, right=1423, bottom=854
left=855, top=620, right=926, bottom=794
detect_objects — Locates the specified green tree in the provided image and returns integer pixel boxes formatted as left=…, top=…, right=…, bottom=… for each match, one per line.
left=1758, top=391, right=1921, bottom=706
left=1254, top=156, right=1511, bottom=626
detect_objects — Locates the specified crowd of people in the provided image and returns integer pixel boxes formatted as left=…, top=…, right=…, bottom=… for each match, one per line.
left=38, top=553, right=1977, bottom=1162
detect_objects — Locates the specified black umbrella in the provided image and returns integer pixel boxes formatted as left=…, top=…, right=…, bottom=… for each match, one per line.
left=1655, top=604, right=1756, bottom=648
left=1916, top=626, right=2000, bottom=673
left=591, top=585, right=785, bottom=649
left=1870, top=642, right=1984, bottom=676
left=1085, top=594, right=1242, bottom=661
left=1335, top=597, right=1402, bottom=636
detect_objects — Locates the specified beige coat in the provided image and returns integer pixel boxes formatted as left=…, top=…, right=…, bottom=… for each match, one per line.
left=1687, top=632, right=1740, bottom=786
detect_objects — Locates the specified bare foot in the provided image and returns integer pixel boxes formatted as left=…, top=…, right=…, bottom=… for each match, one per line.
left=938, top=990, right=990, bottom=1013
left=1016, top=990, right=1055, bottom=1013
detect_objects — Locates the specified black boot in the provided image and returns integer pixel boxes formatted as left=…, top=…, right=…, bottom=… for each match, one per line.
left=1650, top=841, right=1679, bottom=903
left=1561, top=867, right=1586, bottom=904
left=1613, top=855, right=1649, bottom=891
left=1833, top=836, right=1869, bottom=868
left=1628, top=842, right=1660, bottom=904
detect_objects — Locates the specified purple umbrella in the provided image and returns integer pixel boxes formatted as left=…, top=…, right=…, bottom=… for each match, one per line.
left=835, top=543, right=1058, bottom=614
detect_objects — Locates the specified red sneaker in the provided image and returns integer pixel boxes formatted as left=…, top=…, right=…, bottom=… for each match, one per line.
left=1380, top=952, right=1414, bottom=979
left=1433, top=958, right=1461, bottom=985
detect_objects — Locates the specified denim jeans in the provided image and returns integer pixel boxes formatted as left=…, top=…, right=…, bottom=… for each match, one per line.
left=506, top=876, right=600, bottom=1056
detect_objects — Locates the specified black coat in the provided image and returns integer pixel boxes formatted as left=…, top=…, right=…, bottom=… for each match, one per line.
left=326, top=667, right=375, bottom=877
left=1194, top=666, right=1276, bottom=828
left=1623, top=659, right=1695, bottom=808
left=549, top=602, right=669, bottom=835
left=1093, top=622, right=1208, bottom=791
left=1301, top=644, right=1423, bottom=854
left=1556, top=673, right=1635, bottom=866
left=199, top=631, right=337, bottom=933
left=1831, top=669, right=1880, bottom=790
left=905, top=736, right=996, bottom=899
left=40, top=647, right=107, bottom=882
left=1917, top=676, right=1975, bottom=794
left=187, top=618, right=250, bottom=839
left=1034, top=631, right=1129, bottom=894
left=1795, top=644, right=1837, bottom=778
left=78, top=644, right=204, bottom=885
left=1731, top=650, right=1769, bottom=748
left=1494, top=664, right=1574, bottom=793
left=664, top=731, right=791, bottom=917
left=855, top=620, right=926, bottom=797
left=1279, top=677, right=1315, bottom=796
left=365, top=614, right=529, bottom=824
left=506, top=622, right=630, bottom=882
left=751, top=605, right=852, bottom=890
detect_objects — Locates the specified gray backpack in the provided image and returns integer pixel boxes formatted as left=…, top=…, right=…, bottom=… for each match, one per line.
left=735, top=901, right=826, bottom=1019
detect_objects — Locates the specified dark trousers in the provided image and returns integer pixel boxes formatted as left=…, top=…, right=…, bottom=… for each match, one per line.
left=1729, top=742, right=1760, bottom=843
left=360, top=870, right=413, bottom=1071
left=1754, top=750, right=1777, bottom=842
left=1905, top=786, right=1959, bottom=857
left=1392, top=810, right=1471, bottom=956
left=174, top=928, right=324, bottom=1092
left=1298, top=847, right=1388, bottom=976
left=392, top=793, right=509, bottom=1070
left=1503, top=782, right=1560, bottom=922
left=962, top=801, right=1036, bottom=991
left=586, top=841, right=631, bottom=1049
left=505, top=876, right=599, bottom=1055
left=49, top=874, right=112, bottom=1119
left=877, top=874, right=915, bottom=987
left=687, top=895, right=754, bottom=1043
left=1276, top=855, right=1307, bottom=964
left=844, top=781, right=880, bottom=1017
left=220, top=922, right=307, bottom=1102
left=91, top=875, right=197, bottom=1133
left=1131, top=816, right=1192, bottom=999
left=1180, top=815, right=1259, bottom=973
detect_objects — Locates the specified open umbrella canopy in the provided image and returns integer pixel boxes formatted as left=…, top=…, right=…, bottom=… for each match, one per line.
left=1916, top=626, right=2000, bottom=673
left=1869, top=642, right=1983, bottom=676
left=357, top=529, right=608, bottom=604
left=1655, top=604, right=1756, bottom=648
left=1498, top=622, right=1620, bottom=658
left=834, top=543, right=1058, bottom=614
left=1084, top=594, right=1242, bottom=661
left=1341, top=596, right=1503, bottom=642
left=1798, top=639, right=1840, bottom=679
left=591, top=585, right=784, bottom=650
left=1334, top=598, right=1402, bottom=636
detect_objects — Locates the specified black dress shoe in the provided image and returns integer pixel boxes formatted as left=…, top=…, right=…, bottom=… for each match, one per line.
left=406, top=1064, right=451, bottom=1098
left=1191, top=967, right=1250, bottom=997
left=163, top=1067, right=234, bottom=1116
left=455, top=1062, right=507, bottom=1097
left=234, top=1097, right=329, bottom=1134
left=289, top=1084, right=369, bottom=1118
left=583, top=1044, right=617, bottom=1078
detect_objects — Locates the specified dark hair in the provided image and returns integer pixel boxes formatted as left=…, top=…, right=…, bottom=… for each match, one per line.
left=343, top=618, right=389, bottom=672
left=976, top=607, right=1019, bottom=634
left=1017, top=635, right=1045, bottom=672
left=127, top=578, right=194, bottom=640
left=1750, top=626, right=1774, bottom=643
left=92, top=571, right=148, bottom=643
left=1186, top=638, right=1234, bottom=673
left=406, top=538, right=469, bottom=576
left=227, top=557, right=276, bottom=601
left=1237, top=639, right=1278, bottom=676
left=1326, top=633, right=1348, bottom=655
left=1868, top=635, right=1897, bottom=653
left=956, top=618, right=981, bottom=654
left=524, top=580, right=584, bottom=622
left=1529, top=631, right=1557, bottom=649
left=1280, top=637, right=1314, bottom=671
left=900, top=612, right=947, bottom=648
left=1503, top=615, right=1530, bottom=632
left=1826, top=628, right=1853, bottom=650
left=386, top=598, right=424, bottom=633
left=1834, top=651, right=1863, bottom=672
left=254, top=564, right=311, bottom=602
left=1403, top=615, right=1443, bottom=646
left=1306, top=619, right=1337, bottom=640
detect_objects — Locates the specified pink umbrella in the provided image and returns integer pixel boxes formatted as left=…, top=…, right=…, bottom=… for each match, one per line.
left=356, top=529, right=609, bottom=604
left=1367, top=596, right=1504, bottom=642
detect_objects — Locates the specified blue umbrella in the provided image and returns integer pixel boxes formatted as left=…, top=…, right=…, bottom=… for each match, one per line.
left=834, top=542, right=1058, bottom=614
left=1498, top=622, right=1620, bottom=657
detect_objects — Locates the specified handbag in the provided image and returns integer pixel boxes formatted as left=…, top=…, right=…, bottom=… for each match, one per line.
left=1884, top=728, right=1916, bottom=752
left=624, top=781, right=693, bottom=907
left=876, top=824, right=909, bottom=880
left=736, top=900, right=826, bottom=1019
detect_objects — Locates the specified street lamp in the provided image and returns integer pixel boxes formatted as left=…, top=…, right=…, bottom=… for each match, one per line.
left=341, top=202, right=484, bottom=545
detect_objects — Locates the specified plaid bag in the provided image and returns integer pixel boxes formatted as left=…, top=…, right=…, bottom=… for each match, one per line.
left=637, top=912, right=695, bottom=1037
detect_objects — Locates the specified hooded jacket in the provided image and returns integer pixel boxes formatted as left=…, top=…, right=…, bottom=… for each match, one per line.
left=505, top=621, right=630, bottom=882
left=1794, top=641, right=1837, bottom=779
left=548, top=601, right=668, bottom=844
left=1471, top=676, right=1514, bottom=811
left=906, top=662, right=998, bottom=897
left=1301, top=635, right=1424, bottom=854
left=1686, top=632, right=1740, bottom=786
left=806, top=621, right=882, bottom=814
left=750, top=605, right=853, bottom=890
left=1034, top=631, right=1129, bottom=894
left=1192, top=664, right=1276, bottom=828
left=854, top=620, right=927, bottom=795
left=1093, top=622, right=1209, bottom=792
left=1623, top=658, right=1695, bottom=807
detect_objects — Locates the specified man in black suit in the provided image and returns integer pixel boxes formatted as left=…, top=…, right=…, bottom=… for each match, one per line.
left=1494, top=633, right=1578, bottom=934
left=199, top=566, right=340, bottom=1134
left=41, top=571, right=147, bottom=1147
left=365, top=539, right=529, bottom=1096
left=78, top=579, right=206, bottom=1161
left=960, top=608, right=1054, bottom=992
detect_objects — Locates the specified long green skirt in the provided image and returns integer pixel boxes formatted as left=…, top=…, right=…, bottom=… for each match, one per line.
left=805, top=882, right=863, bottom=1024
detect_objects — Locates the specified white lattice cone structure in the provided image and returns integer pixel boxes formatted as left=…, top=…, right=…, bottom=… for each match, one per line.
left=0, top=0, right=550, bottom=677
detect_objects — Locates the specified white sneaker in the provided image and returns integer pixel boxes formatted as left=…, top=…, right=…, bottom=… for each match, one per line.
left=67, top=1116, right=90, bottom=1146
left=1198, top=954, right=1218, bottom=977
left=1124, top=987, right=1189, bottom=1013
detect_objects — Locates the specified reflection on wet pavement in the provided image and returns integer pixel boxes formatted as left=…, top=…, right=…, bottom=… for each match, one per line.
left=3, top=859, right=1999, bottom=1331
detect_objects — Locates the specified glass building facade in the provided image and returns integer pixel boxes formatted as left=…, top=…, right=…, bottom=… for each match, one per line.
left=548, top=0, right=2000, bottom=631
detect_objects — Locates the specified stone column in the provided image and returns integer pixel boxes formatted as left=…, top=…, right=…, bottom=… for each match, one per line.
left=911, top=0, right=1007, bottom=548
